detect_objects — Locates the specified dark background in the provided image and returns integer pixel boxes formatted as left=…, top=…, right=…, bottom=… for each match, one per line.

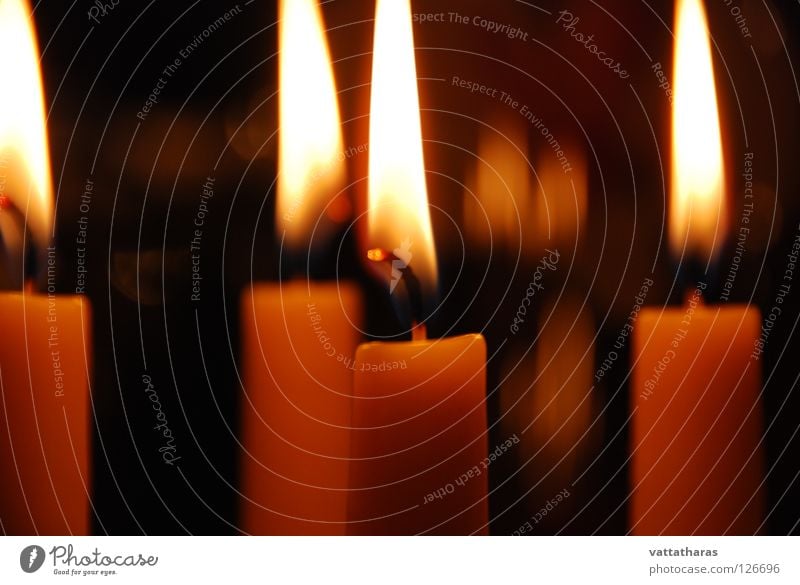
left=20, top=0, right=800, bottom=534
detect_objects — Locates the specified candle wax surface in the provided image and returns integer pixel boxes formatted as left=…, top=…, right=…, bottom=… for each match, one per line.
left=240, top=280, right=362, bottom=535
left=348, top=333, right=489, bottom=535
left=631, top=302, right=765, bottom=535
left=0, top=292, right=92, bottom=535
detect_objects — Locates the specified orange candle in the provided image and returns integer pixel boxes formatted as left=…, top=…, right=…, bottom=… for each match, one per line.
left=0, top=291, right=92, bottom=535
left=240, top=281, right=362, bottom=535
left=239, top=0, right=362, bottom=535
left=346, top=0, right=488, bottom=535
left=631, top=297, right=764, bottom=534
left=348, top=335, right=488, bottom=535
left=0, top=0, right=92, bottom=535
left=630, top=0, right=764, bottom=535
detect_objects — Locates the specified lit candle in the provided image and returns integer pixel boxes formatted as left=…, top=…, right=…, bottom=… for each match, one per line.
left=346, top=0, right=488, bottom=535
left=630, top=0, right=764, bottom=535
left=0, top=0, right=92, bottom=535
left=239, top=0, right=362, bottom=535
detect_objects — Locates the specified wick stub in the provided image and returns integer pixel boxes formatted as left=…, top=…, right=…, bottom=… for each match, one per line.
left=367, top=247, right=426, bottom=333
left=683, top=280, right=707, bottom=307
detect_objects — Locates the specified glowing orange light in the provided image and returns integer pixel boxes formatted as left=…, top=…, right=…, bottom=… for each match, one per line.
left=463, top=124, right=530, bottom=251
left=366, top=248, right=389, bottom=262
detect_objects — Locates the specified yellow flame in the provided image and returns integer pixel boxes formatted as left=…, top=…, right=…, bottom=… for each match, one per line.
left=277, top=0, right=344, bottom=251
left=670, top=0, right=726, bottom=261
left=368, top=0, right=437, bottom=292
left=0, top=0, right=53, bottom=248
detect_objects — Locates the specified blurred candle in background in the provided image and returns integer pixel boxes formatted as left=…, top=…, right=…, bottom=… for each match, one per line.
left=0, top=0, right=92, bottom=535
left=500, top=295, right=600, bottom=498
left=531, top=142, right=588, bottom=256
left=239, top=0, right=362, bottom=535
left=630, top=0, right=764, bottom=535
left=462, top=124, right=587, bottom=259
left=463, top=120, right=531, bottom=256
left=346, top=0, right=488, bottom=535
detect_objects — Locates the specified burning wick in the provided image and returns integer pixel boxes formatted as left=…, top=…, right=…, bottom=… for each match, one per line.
left=0, top=196, right=37, bottom=293
left=368, top=247, right=427, bottom=341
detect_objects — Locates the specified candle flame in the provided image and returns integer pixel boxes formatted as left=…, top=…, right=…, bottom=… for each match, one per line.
left=670, top=0, right=726, bottom=262
left=277, top=0, right=344, bottom=251
left=0, top=0, right=53, bottom=249
left=367, top=0, right=437, bottom=294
